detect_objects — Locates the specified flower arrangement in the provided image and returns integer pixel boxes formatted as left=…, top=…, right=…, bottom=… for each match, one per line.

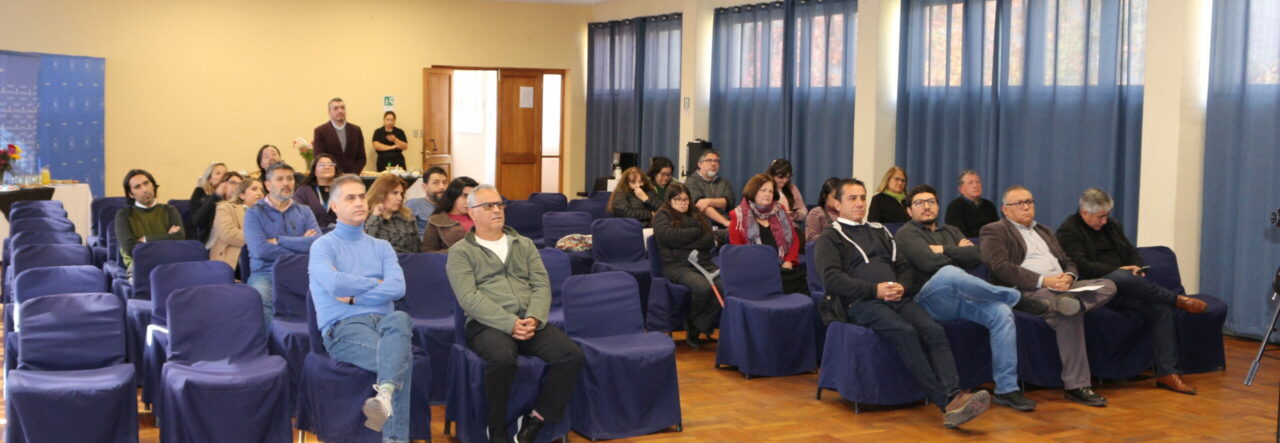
left=293, top=137, right=314, bottom=167
left=1, top=144, right=23, bottom=173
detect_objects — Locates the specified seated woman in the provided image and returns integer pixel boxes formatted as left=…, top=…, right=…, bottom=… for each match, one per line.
left=728, top=173, right=807, bottom=294
left=652, top=182, right=722, bottom=348
left=767, top=158, right=807, bottom=222
left=421, top=176, right=479, bottom=252
left=188, top=163, right=240, bottom=242
left=208, top=177, right=264, bottom=270
left=364, top=174, right=421, bottom=253
left=868, top=165, right=910, bottom=223
left=805, top=177, right=842, bottom=242
left=252, top=144, right=282, bottom=180
left=647, top=156, right=675, bottom=203
left=293, top=154, right=339, bottom=229
left=607, top=166, right=660, bottom=227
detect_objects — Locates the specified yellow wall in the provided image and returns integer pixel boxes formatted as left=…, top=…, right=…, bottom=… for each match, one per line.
left=0, top=0, right=592, bottom=197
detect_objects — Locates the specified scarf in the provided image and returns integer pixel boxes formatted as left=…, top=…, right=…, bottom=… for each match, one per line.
left=734, top=197, right=794, bottom=262
left=883, top=189, right=906, bottom=202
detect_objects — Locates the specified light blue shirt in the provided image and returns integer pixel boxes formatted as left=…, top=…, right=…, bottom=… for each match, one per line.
left=309, top=221, right=406, bottom=332
left=244, top=198, right=320, bottom=275
left=404, top=197, right=436, bottom=236
left=1013, top=220, right=1062, bottom=288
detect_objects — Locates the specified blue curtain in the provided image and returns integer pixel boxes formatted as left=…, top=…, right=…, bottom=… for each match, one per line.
left=1201, top=0, right=1280, bottom=338
left=790, top=0, right=858, bottom=203
left=37, top=55, right=106, bottom=198
left=896, top=0, right=1145, bottom=237
left=586, top=14, right=683, bottom=189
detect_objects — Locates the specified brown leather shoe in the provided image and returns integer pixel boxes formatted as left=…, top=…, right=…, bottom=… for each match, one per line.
left=1156, top=374, right=1197, bottom=395
left=942, top=390, right=990, bottom=428
left=1175, top=295, right=1207, bottom=314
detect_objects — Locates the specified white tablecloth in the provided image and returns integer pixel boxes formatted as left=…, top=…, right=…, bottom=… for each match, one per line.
left=0, top=183, right=93, bottom=243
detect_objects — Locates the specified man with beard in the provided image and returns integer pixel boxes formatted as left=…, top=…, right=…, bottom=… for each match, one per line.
left=313, top=97, right=367, bottom=174
left=405, top=166, right=448, bottom=235
left=682, top=149, right=733, bottom=228
left=114, top=169, right=186, bottom=272
left=244, top=162, right=321, bottom=325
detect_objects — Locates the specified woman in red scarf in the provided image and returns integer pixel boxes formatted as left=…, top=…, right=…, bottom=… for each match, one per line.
left=729, top=173, right=808, bottom=294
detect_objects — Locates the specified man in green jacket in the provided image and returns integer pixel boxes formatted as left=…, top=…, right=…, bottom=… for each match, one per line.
left=446, top=184, right=584, bottom=443
left=114, top=169, right=185, bottom=272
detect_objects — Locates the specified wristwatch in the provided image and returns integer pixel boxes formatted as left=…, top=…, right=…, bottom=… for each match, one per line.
left=348, top=296, right=355, bottom=305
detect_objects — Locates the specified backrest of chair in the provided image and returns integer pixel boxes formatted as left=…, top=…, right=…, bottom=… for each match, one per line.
left=1137, top=246, right=1186, bottom=295
left=561, top=271, right=643, bottom=338
left=452, top=297, right=469, bottom=344
left=719, top=244, right=784, bottom=300
left=529, top=192, right=568, bottom=212
left=306, top=292, right=328, bottom=354
left=505, top=200, right=546, bottom=240
left=18, top=292, right=126, bottom=371
left=567, top=199, right=608, bottom=221
left=590, top=218, right=647, bottom=263
left=96, top=201, right=127, bottom=240
left=168, top=284, right=268, bottom=364
left=542, top=211, right=593, bottom=247
left=167, top=199, right=193, bottom=228
left=646, top=235, right=664, bottom=275
left=805, top=241, right=824, bottom=294
left=11, top=200, right=64, bottom=219
left=132, top=240, right=208, bottom=299
left=14, top=265, right=108, bottom=305
left=7, top=231, right=83, bottom=264
left=10, top=206, right=68, bottom=221
left=11, top=217, right=74, bottom=233
left=105, top=220, right=120, bottom=261
left=587, top=191, right=611, bottom=201
left=12, top=244, right=93, bottom=277
left=399, top=253, right=455, bottom=319
left=238, top=246, right=252, bottom=281
left=885, top=222, right=905, bottom=235
left=151, top=261, right=235, bottom=327
left=539, top=248, right=571, bottom=310
left=271, top=254, right=310, bottom=322
left=91, top=197, right=128, bottom=236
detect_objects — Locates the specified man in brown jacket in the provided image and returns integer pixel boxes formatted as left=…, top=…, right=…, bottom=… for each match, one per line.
left=979, top=185, right=1116, bottom=407
left=312, top=97, right=367, bottom=174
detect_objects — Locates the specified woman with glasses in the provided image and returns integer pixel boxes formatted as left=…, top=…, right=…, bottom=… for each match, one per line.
left=364, top=174, right=421, bottom=253
left=868, top=165, right=911, bottom=224
left=422, top=176, right=480, bottom=252
left=608, top=167, right=660, bottom=227
left=646, top=157, right=675, bottom=203
left=293, top=154, right=339, bottom=228
left=652, top=182, right=722, bottom=347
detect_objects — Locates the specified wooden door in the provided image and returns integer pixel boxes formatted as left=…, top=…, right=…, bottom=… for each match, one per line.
left=422, top=68, right=453, bottom=176
left=496, top=69, right=542, bottom=200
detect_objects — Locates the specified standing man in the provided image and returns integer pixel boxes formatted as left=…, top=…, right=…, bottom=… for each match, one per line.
left=404, top=166, right=448, bottom=236
left=313, top=97, right=367, bottom=174
left=114, top=169, right=185, bottom=271
left=944, top=170, right=999, bottom=238
left=310, top=174, right=413, bottom=441
left=1057, top=188, right=1205, bottom=394
left=979, top=185, right=1116, bottom=407
left=447, top=184, right=584, bottom=443
left=244, top=162, right=321, bottom=324
left=815, top=178, right=990, bottom=428
left=682, top=149, right=733, bottom=228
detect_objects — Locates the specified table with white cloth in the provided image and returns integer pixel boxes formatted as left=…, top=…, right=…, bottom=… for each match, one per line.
left=0, top=183, right=93, bottom=243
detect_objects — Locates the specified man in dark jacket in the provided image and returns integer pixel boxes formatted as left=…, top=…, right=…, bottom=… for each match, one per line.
left=815, top=178, right=990, bottom=428
left=1057, top=188, right=1206, bottom=395
left=312, top=97, right=367, bottom=174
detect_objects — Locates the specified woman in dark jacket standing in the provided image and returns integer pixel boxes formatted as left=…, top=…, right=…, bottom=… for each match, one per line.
left=652, top=182, right=722, bottom=348
left=608, top=166, right=660, bottom=227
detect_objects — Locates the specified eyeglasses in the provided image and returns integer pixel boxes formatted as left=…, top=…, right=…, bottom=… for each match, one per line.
left=469, top=201, right=506, bottom=212
left=699, top=158, right=720, bottom=164
left=1004, top=199, right=1035, bottom=209
left=891, top=177, right=907, bottom=183
left=910, top=198, right=937, bottom=208
left=315, top=162, right=336, bottom=168
left=672, top=197, right=690, bottom=203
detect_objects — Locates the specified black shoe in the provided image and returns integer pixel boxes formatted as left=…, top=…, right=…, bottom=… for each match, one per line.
left=684, top=324, right=705, bottom=349
left=1064, top=387, right=1107, bottom=407
left=993, top=390, right=1037, bottom=412
left=514, top=413, right=544, bottom=443
left=1013, top=295, right=1050, bottom=316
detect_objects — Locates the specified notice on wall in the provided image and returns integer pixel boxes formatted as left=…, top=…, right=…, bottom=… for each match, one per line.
left=519, top=87, right=534, bottom=108
left=383, top=95, right=395, bottom=111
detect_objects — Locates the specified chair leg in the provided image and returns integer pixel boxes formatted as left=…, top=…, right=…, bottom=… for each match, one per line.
left=676, top=420, right=683, bottom=432
left=816, top=387, right=823, bottom=400
left=854, top=402, right=861, bottom=414
left=296, top=429, right=305, bottom=443
left=443, top=420, right=451, bottom=436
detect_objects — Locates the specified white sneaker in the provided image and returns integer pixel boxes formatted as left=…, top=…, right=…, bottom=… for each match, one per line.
left=362, top=384, right=394, bottom=432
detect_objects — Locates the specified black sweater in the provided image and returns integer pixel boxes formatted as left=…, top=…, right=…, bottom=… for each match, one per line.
left=867, top=192, right=910, bottom=224
left=609, top=188, right=660, bottom=227
left=944, top=196, right=999, bottom=238
left=652, top=208, right=716, bottom=273
left=1056, top=213, right=1143, bottom=280
left=815, top=222, right=919, bottom=310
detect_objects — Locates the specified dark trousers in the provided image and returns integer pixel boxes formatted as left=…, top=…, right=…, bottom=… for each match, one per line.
left=665, top=265, right=722, bottom=334
left=465, top=321, right=585, bottom=436
left=848, top=299, right=959, bottom=408
left=1105, top=269, right=1179, bottom=376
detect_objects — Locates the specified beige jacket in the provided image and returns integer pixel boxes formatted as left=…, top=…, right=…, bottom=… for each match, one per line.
left=208, top=201, right=247, bottom=268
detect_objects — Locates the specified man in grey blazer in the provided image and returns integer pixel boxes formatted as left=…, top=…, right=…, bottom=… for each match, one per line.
left=979, top=185, right=1116, bottom=407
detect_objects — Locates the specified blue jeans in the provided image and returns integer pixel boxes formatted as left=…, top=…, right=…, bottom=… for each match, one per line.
left=914, top=266, right=1021, bottom=394
left=323, top=311, right=413, bottom=443
left=246, top=272, right=274, bottom=329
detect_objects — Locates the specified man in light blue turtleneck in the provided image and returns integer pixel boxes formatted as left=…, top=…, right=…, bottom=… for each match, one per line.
left=309, top=174, right=411, bottom=442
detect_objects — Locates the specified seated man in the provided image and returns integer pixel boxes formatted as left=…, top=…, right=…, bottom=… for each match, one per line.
left=404, top=166, right=448, bottom=236
left=897, top=184, right=1078, bottom=412
left=446, top=184, right=585, bottom=443
left=815, top=178, right=990, bottom=428
left=309, top=174, right=412, bottom=442
left=979, top=185, right=1117, bottom=407
left=683, top=148, right=734, bottom=228
left=244, top=162, right=320, bottom=324
left=114, top=169, right=186, bottom=272
left=943, top=169, right=999, bottom=238
left=1057, top=188, right=1206, bottom=395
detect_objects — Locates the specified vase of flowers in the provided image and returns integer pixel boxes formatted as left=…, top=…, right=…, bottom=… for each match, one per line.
left=1, top=144, right=23, bottom=183
left=293, top=137, right=315, bottom=167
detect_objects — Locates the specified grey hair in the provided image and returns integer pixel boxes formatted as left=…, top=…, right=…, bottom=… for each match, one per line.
left=466, top=184, right=499, bottom=208
left=1002, top=185, right=1030, bottom=204
left=1078, top=188, right=1114, bottom=214
left=698, top=148, right=721, bottom=163
left=329, top=174, right=365, bottom=201
left=957, top=169, right=980, bottom=186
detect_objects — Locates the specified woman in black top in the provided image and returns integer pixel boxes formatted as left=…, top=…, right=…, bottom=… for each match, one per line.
left=607, top=167, right=660, bottom=227
left=372, top=111, right=409, bottom=171
left=652, top=182, right=722, bottom=348
left=868, top=165, right=911, bottom=223
left=292, top=154, right=338, bottom=228
left=189, top=169, right=242, bottom=243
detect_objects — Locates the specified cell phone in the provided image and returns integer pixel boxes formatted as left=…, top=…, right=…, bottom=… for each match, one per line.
left=1139, top=266, right=1151, bottom=271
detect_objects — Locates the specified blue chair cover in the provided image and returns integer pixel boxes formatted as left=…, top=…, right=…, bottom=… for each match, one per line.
left=296, top=293, right=434, bottom=442
left=6, top=293, right=138, bottom=443
left=715, top=245, right=817, bottom=377
left=121, top=240, right=209, bottom=388
left=268, top=253, right=312, bottom=416
left=643, top=235, right=692, bottom=333
left=167, top=199, right=193, bottom=232
left=238, top=246, right=252, bottom=282
left=9, top=206, right=67, bottom=221
left=590, top=218, right=652, bottom=318
left=587, top=191, right=611, bottom=201
left=562, top=272, right=681, bottom=439
left=5, top=266, right=110, bottom=372
left=400, top=252, right=455, bottom=405
left=543, top=211, right=594, bottom=274
left=805, top=241, right=828, bottom=361
left=89, top=197, right=128, bottom=248
left=1012, top=311, right=1067, bottom=388
left=817, top=321, right=926, bottom=406
left=567, top=199, right=608, bottom=220
left=506, top=200, right=547, bottom=247
left=1082, top=306, right=1153, bottom=379
left=141, top=261, right=234, bottom=409
left=444, top=298, right=571, bottom=443
left=539, top=248, right=572, bottom=330
left=884, top=222, right=905, bottom=235
left=10, top=216, right=74, bottom=233
left=940, top=319, right=996, bottom=389
left=528, top=192, right=568, bottom=212
left=160, top=284, right=290, bottom=443
left=5, top=231, right=82, bottom=267
left=1138, top=246, right=1228, bottom=373
left=11, top=200, right=64, bottom=211
left=6, top=243, right=93, bottom=301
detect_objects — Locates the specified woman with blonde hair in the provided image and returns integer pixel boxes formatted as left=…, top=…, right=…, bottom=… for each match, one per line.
left=208, top=177, right=264, bottom=270
left=187, top=162, right=229, bottom=241
left=608, top=166, right=660, bottom=227
left=868, top=165, right=910, bottom=223
left=365, top=174, right=421, bottom=253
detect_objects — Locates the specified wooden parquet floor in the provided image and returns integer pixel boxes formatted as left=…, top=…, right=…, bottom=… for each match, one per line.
left=3, top=333, right=1279, bottom=442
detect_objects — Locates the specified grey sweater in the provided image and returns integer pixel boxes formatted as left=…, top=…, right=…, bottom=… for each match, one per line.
left=895, top=220, right=981, bottom=282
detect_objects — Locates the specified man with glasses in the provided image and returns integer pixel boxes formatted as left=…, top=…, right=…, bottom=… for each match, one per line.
left=897, top=185, right=1076, bottom=412
left=682, top=149, right=733, bottom=228
left=446, top=184, right=584, bottom=443
left=979, top=185, right=1116, bottom=407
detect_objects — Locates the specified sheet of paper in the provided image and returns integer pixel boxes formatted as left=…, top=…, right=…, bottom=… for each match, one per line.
left=519, top=87, right=534, bottom=108
left=1067, top=284, right=1104, bottom=292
